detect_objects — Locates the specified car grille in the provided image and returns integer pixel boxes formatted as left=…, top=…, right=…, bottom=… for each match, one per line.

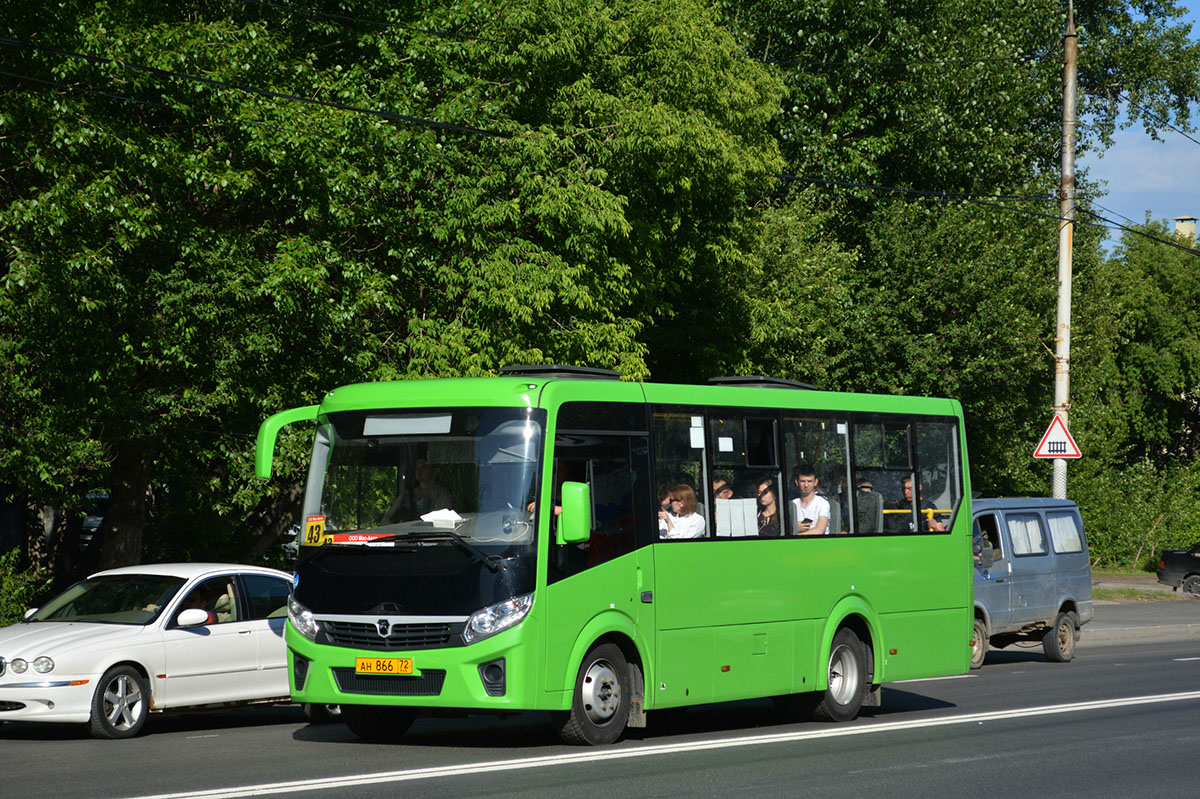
left=331, top=668, right=446, bottom=696
left=0, top=701, right=26, bottom=712
left=321, top=621, right=463, bottom=651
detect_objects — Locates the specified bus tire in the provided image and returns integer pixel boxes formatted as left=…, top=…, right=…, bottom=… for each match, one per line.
left=303, top=703, right=342, bottom=724
left=341, top=704, right=416, bottom=741
left=809, top=627, right=868, bottom=722
left=1042, top=611, right=1077, bottom=663
left=554, top=643, right=629, bottom=745
left=970, top=618, right=988, bottom=670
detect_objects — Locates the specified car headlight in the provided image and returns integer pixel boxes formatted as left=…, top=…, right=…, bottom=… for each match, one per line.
left=32, top=656, right=54, bottom=674
left=287, top=594, right=320, bottom=641
left=11, top=658, right=28, bottom=673
left=463, top=593, right=532, bottom=643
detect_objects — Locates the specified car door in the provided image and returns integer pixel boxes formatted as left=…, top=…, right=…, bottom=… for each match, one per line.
left=973, top=512, right=1011, bottom=631
left=161, top=575, right=261, bottom=707
left=239, top=572, right=293, bottom=697
left=1003, top=512, right=1055, bottom=624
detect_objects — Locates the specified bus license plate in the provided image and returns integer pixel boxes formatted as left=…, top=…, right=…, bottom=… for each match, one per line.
left=355, top=657, right=413, bottom=675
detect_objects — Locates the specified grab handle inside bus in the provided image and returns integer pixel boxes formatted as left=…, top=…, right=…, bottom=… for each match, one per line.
left=557, top=481, right=591, bottom=545
left=255, top=405, right=320, bottom=479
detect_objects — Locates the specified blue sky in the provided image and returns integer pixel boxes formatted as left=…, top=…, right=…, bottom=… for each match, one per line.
left=1077, top=6, right=1200, bottom=247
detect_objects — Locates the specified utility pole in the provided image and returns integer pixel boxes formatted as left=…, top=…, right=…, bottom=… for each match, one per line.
left=1052, top=1, right=1077, bottom=500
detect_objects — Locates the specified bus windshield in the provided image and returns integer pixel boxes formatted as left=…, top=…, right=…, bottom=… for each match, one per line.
left=303, top=407, right=545, bottom=549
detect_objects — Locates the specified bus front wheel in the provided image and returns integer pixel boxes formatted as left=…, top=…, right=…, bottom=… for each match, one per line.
left=809, top=627, right=868, bottom=722
left=554, top=643, right=629, bottom=745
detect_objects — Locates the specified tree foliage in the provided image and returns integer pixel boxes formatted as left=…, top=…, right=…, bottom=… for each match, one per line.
left=0, top=0, right=1196, bottom=575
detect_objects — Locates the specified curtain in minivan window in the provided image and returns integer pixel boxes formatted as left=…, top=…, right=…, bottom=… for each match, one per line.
left=1047, top=513, right=1084, bottom=553
left=1007, top=514, right=1047, bottom=555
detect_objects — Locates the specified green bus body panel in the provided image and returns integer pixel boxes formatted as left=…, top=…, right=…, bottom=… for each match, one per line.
left=274, top=374, right=973, bottom=715
left=254, top=405, right=319, bottom=479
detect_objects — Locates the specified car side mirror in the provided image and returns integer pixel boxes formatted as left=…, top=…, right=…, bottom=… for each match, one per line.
left=557, top=481, right=591, bottom=545
left=23, top=607, right=37, bottom=620
left=176, top=607, right=211, bottom=627
left=979, top=545, right=995, bottom=569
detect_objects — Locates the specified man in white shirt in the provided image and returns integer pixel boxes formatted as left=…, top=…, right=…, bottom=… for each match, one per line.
left=791, top=466, right=830, bottom=536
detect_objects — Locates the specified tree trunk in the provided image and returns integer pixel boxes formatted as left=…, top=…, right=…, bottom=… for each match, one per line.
left=242, top=482, right=305, bottom=563
left=97, top=446, right=155, bottom=570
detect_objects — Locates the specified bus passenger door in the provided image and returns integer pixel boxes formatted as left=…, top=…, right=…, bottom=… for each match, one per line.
left=542, top=424, right=656, bottom=702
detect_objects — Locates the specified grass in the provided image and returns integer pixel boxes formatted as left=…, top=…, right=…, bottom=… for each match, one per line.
left=1093, top=587, right=1187, bottom=602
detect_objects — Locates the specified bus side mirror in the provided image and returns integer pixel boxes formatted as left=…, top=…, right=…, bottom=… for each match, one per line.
left=557, top=481, right=591, bottom=545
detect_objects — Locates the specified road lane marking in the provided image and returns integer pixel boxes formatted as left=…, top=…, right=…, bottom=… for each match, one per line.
left=1174, top=657, right=1200, bottom=662
left=126, top=690, right=1200, bottom=799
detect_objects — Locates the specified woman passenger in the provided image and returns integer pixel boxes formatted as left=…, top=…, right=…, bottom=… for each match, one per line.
left=756, top=479, right=781, bottom=537
left=658, top=484, right=706, bottom=539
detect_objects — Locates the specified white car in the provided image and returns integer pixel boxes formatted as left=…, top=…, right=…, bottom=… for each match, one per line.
left=0, top=562, right=293, bottom=738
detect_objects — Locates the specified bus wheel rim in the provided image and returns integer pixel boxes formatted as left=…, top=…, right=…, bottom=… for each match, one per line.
left=581, top=659, right=621, bottom=724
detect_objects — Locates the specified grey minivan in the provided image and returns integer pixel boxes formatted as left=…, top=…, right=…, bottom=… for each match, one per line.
left=971, top=497, right=1093, bottom=669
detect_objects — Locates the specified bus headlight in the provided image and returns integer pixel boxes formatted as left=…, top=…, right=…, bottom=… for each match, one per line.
left=464, top=594, right=532, bottom=643
left=287, top=594, right=320, bottom=641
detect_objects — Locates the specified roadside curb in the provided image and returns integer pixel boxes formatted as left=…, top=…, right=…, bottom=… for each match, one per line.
left=1081, top=622, right=1200, bottom=644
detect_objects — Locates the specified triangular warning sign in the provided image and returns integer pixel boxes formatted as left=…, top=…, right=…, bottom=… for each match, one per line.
left=1034, top=416, right=1081, bottom=459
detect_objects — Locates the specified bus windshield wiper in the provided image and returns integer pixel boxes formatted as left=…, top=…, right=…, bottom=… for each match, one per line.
left=373, top=531, right=501, bottom=572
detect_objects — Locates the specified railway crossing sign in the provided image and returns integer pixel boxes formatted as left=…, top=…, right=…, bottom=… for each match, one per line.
left=1033, top=416, right=1081, bottom=459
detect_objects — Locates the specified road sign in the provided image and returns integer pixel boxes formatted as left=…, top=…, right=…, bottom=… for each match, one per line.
left=1034, top=416, right=1081, bottom=459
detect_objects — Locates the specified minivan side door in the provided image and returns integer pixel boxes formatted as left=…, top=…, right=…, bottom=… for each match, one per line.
left=974, top=512, right=1011, bottom=631
left=1004, top=512, right=1055, bottom=623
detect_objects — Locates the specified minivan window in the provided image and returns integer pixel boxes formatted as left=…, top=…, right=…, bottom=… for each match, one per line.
left=1007, top=513, right=1047, bottom=556
left=974, top=513, right=1002, bottom=557
left=1047, top=512, right=1083, bottom=554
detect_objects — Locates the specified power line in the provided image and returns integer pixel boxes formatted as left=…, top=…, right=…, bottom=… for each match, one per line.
left=0, top=36, right=510, bottom=139
left=242, top=0, right=503, bottom=43
left=0, top=67, right=454, bottom=163
left=1116, top=92, right=1200, bottom=149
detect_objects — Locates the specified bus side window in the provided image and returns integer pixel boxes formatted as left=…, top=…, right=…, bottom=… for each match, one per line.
left=652, top=410, right=709, bottom=538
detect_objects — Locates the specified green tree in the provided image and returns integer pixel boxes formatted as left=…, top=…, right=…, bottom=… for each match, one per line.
left=0, top=0, right=784, bottom=571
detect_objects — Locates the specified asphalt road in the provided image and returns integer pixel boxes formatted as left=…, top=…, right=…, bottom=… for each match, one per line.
left=2, top=600, right=1198, bottom=799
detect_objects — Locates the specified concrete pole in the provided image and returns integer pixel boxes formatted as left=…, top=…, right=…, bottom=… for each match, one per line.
left=1052, top=3, right=1077, bottom=499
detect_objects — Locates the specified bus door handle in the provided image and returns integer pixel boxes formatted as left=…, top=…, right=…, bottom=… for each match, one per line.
left=640, top=591, right=653, bottom=604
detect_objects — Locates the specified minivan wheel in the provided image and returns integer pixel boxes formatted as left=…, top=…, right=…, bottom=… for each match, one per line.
left=1043, top=611, right=1077, bottom=662
left=970, top=618, right=988, bottom=670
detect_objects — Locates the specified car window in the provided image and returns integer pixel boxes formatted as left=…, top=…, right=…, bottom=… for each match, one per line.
left=974, top=513, right=1003, bottom=557
left=175, top=576, right=240, bottom=625
left=242, top=574, right=291, bottom=619
left=1007, top=513, right=1047, bottom=556
left=1047, top=512, right=1084, bottom=553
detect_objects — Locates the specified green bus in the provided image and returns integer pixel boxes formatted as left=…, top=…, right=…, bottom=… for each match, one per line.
left=256, top=366, right=972, bottom=744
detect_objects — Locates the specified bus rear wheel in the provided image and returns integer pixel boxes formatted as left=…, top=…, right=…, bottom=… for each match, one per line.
left=341, top=704, right=417, bottom=741
left=554, top=643, right=629, bottom=745
left=809, top=628, right=868, bottom=722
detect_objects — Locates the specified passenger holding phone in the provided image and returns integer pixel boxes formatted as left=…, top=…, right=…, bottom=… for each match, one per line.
left=659, top=484, right=706, bottom=539
left=791, top=465, right=830, bottom=536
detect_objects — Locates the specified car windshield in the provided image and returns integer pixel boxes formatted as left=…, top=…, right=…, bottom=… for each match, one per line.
left=26, top=574, right=186, bottom=625
left=303, top=407, right=544, bottom=552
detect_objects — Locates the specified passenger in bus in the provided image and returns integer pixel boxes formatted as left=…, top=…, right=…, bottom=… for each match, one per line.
left=711, top=474, right=734, bottom=501
left=791, top=465, right=830, bottom=535
left=886, top=477, right=946, bottom=532
left=755, top=479, right=781, bottom=537
left=381, top=457, right=453, bottom=523
left=659, top=484, right=706, bottom=539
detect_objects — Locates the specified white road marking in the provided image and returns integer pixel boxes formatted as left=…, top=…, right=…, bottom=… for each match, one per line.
left=1173, top=657, right=1200, bottom=662
left=126, top=690, right=1200, bottom=799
